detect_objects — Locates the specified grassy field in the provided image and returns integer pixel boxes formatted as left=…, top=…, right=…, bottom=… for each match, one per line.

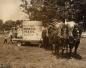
left=0, top=35, right=86, bottom=68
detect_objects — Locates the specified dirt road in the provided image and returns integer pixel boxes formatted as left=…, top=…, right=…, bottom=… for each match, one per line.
left=0, top=35, right=86, bottom=68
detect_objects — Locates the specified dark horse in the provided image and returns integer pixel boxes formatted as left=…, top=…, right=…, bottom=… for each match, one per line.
left=68, top=24, right=82, bottom=54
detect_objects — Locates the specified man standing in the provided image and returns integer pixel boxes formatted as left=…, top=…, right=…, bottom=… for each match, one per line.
left=9, top=31, right=13, bottom=44
left=42, top=26, right=49, bottom=49
left=4, top=35, right=8, bottom=44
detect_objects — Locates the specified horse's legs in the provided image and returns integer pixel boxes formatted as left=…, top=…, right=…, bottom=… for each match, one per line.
left=49, top=43, right=53, bottom=53
left=62, top=48, right=64, bottom=55
left=66, top=39, right=69, bottom=53
left=56, top=44, right=59, bottom=55
left=74, top=46, right=78, bottom=54
left=61, top=39, right=66, bottom=55
left=61, top=44, right=65, bottom=55
left=66, top=44, right=68, bottom=54
left=74, top=41, right=80, bottom=54
left=70, top=48, right=72, bottom=55
left=52, top=44, right=55, bottom=53
left=55, top=45, right=57, bottom=54
left=69, top=44, right=73, bottom=55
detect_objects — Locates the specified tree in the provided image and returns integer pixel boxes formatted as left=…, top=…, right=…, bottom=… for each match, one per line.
left=4, top=20, right=16, bottom=30
left=0, top=20, right=3, bottom=31
left=21, top=0, right=84, bottom=24
left=65, top=0, right=83, bottom=22
left=21, top=0, right=65, bottom=23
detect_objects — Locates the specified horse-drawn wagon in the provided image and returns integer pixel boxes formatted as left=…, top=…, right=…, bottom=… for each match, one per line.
left=42, top=20, right=82, bottom=55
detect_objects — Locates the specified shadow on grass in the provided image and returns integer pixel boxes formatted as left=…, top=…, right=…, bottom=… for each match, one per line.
left=22, top=42, right=40, bottom=47
left=53, top=52, right=82, bottom=60
left=72, top=53, right=82, bottom=60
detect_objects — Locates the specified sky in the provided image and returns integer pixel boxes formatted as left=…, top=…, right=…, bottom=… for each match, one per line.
left=0, top=0, right=30, bottom=22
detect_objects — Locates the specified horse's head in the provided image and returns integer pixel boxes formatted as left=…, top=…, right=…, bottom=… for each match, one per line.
left=61, top=24, right=69, bottom=39
left=73, top=26, right=81, bottom=40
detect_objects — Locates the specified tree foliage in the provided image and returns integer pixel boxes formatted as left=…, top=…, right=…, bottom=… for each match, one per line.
left=0, top=20, right=3, bottom=31
left=21, top=0, right=65, bottom=23
left=21, top=0, right=85, bottom=23
left=2, top=20, right=22, bottom=31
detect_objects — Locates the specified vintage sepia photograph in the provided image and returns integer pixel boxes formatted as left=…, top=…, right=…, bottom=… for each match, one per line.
left=0, top=0, right=86, bottom=68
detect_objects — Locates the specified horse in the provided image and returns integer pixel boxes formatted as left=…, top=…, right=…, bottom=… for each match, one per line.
left=48, top=22, right=69, bottom=55
left=42, top=24, right=57, bottom=50
left=60, top=24, right=69, bottom=55
left=48, top=24, right=59, bottom=52
left=47, top=22, right=62, bottom=54
left=68, top=23, right=82, bottom=55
